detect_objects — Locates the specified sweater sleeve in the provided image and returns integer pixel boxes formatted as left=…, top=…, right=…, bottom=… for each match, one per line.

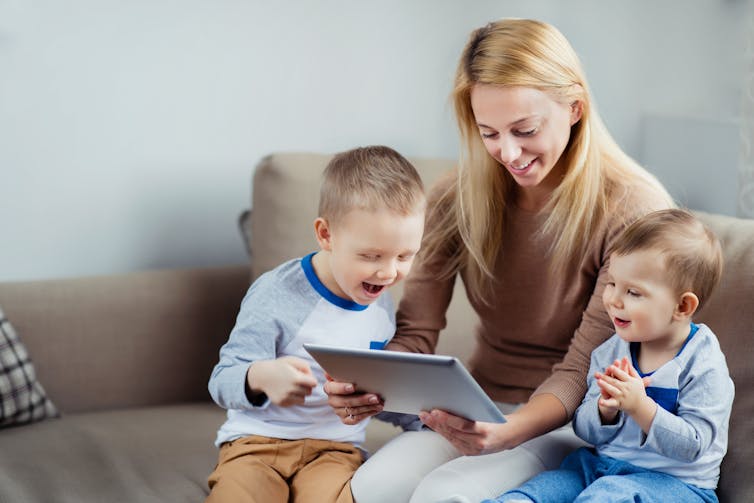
left=388, top=173, right=458, bottom=355
left=532, top=187, right=673, bottom=416
left=531, top=244, right=616, bottom=416
left=208, top=272, right=295, bottom=411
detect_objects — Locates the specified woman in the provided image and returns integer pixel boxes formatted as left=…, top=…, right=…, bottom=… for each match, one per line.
left=326, top=18, right=674, bottom=502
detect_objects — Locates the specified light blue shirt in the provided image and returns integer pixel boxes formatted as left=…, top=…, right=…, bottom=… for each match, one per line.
left=573, top=323, right=734, bottom=489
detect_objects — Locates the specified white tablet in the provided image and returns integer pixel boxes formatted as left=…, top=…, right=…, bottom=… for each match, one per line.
left=304, top=343, right=506, bottom=423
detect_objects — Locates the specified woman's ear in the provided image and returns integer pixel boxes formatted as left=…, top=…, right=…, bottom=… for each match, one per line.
left=314, top=217, right=333, bottom=251
left=675, top=292, right=700, bottom=320
left=569, top=100, right=583, bottom=126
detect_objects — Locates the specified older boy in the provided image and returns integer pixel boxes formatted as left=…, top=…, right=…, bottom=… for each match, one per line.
left=207, top=146, right=426, bottom=503
left=488, top=209, right=734, bottom=503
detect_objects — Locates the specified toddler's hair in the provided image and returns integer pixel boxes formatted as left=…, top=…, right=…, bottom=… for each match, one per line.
left=319, top=146, right=425, bottom=224
left=611, top=209, right=723, bottom=310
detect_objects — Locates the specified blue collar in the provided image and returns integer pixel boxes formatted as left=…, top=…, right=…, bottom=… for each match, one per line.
left=630, top=323, right=699, bottom=377
left=300, top=252, right=368, bottom=311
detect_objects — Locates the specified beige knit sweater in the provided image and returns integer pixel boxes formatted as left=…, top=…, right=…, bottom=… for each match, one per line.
left=388, top=174, right=671, bottom=417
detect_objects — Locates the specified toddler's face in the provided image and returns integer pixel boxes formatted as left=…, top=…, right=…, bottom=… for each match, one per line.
left=326, top=207, right=424, bottom=306
left=602, top=249, right=681, bottom=345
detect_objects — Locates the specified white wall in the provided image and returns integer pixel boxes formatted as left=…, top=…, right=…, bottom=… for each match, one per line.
left=1, top=0, right=750, bottom=281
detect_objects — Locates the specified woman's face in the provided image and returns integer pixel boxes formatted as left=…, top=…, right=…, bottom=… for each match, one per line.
left=470, top=84, right=581, bottom=209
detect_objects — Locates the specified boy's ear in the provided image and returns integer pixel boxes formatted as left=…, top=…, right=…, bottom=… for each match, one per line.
left=314, top=217, right=333, bottom=251
left=674, top=292, right=699, bottom=319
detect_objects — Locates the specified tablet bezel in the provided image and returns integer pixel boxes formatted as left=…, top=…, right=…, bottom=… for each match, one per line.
left=304, top=343, right=506, bottom=423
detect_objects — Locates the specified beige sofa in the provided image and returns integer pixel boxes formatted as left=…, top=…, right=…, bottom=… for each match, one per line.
left=0, top=153, right=752, bottom=502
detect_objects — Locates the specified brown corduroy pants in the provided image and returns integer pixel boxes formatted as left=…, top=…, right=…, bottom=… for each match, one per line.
left=207, top=435, right=363, bottom=503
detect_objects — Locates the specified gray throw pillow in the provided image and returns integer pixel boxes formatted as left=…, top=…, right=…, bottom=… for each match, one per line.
left=0, top=306, right=58, bottom=427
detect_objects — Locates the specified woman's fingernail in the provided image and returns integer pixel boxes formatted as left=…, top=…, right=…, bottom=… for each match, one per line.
left=345, top=384, right=354, bottom=393
left=368, top=395, right=379, bottom=404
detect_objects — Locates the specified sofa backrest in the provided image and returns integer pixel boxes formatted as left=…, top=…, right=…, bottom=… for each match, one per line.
left=0, top=266, right=249, bottom=413
left=693, top=212, right=754, bottom=502
left=244, top=152, right=754, bottom=503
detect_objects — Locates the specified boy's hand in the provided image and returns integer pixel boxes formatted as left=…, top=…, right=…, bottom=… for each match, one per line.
left=595, top=357, right=656, bottom=433
left=247, top=357, right=318, bottom=407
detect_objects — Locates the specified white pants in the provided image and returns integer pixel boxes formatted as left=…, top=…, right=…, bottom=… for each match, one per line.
left=352, top=403, right=587, bottom=503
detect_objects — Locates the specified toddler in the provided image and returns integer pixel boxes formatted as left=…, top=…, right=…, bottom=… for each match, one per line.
left=486, top=209, right=734, bottom=503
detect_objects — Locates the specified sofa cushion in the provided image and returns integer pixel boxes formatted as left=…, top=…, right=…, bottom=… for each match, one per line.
left=0, top=306, right=58, bottom=428
left=0, top=402, right=225, bottom=502
left=694, top=211, right=754, bottom=503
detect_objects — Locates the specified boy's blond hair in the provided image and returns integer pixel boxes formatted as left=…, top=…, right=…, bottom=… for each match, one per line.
left=319, top=146, right=425, bottom=224
left=611, top=209, right=723, bottom=310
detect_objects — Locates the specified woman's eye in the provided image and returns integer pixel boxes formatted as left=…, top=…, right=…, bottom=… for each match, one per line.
left=628, top=290, right=640, bottom=297
left=480, top=131, right=498, bottom=139
left=515, top=128, right=537, bottom=137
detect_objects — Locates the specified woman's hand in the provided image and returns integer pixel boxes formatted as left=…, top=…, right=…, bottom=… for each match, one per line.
left=419, top=393, right=569, bottom=456
left=323, top=379, right=384, bottom=425
left=418, top=409, right=512, bottom=456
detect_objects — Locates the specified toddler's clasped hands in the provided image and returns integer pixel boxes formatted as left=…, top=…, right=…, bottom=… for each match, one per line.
left=594, top=357, right=652, bottom=424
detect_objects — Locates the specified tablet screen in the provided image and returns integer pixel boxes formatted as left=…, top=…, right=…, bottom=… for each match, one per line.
left=304, top=343, right=506, bottom=423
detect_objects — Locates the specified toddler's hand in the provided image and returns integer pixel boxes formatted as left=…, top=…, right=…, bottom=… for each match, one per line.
left=596, top=357, right=652, bottom=416
left=247, top=356, right=318, bottom=407
left=595, top=357, right=651, bottom=423
left=594, top=369, right=620, bottom=424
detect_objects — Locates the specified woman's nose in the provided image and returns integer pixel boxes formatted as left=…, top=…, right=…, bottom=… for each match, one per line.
left=497, top=136, right=522, bottom=165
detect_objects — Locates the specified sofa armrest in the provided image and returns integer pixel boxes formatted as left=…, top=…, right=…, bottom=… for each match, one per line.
left=0, top=265, right=250, bottom=413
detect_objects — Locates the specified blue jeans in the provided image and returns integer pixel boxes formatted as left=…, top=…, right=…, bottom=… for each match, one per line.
left=482, top=447, right=718, bottom=503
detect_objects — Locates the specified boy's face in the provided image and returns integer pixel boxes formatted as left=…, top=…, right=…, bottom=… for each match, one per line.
left=602, top=249, right=683, bottom=345
left=317, top=207, right=424, bottom=306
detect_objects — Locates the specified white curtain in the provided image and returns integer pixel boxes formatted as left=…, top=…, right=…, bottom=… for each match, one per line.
left=739, top=1, right=754, bottom=218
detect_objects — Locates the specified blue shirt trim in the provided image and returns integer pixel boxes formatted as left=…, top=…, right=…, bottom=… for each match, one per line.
left=369, top=339, right=388, bottom=350
left=300, top=252, right=368, bottom=312
left=628, top=324, right=699, bottom=415
left=646, top=386, right=679, bottom=414
left=630, top=323, right=699, bottom=378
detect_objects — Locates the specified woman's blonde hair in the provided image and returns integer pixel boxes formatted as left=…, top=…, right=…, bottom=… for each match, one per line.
left=423, top=18, right=671, bottom=302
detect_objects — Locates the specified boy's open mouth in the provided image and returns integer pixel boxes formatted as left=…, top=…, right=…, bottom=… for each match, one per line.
left=614, top=317, right=630, bottom=328
left=362, top=282, right=385, bottom=295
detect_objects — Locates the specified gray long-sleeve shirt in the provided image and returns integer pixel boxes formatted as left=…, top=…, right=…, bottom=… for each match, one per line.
left=573, top=323, right=734, bottom=489
left=208, top=254, right=396, bottom=447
